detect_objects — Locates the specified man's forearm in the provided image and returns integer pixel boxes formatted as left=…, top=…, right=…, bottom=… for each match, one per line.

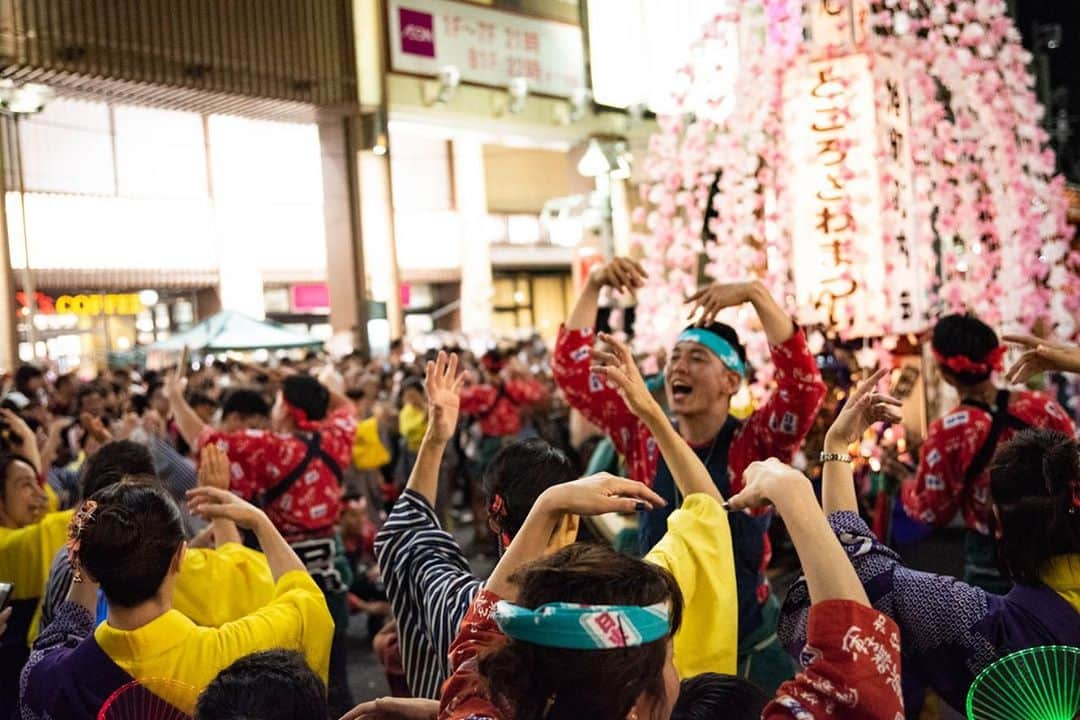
left=747, top=281, right=795, bottom=346
left=566, top=280, right=601, bottom=331
left=405, top=431, right=449, bottom=507
left=252, top=515, right=306, bottom=581
left=169, top=393, right=209, bottom=449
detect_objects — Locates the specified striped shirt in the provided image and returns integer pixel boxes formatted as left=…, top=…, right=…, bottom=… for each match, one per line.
left=375, top=489, right=482, bottom=700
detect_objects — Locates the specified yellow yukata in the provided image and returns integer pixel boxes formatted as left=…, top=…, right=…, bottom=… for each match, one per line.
left=0, top=510, right=75, bottom=644
left=645, top=493, right=738, bottom=677
left=172, top=543, right=276, bottom=627
left=353, top=416, right=391, bottom=470
left=27, top=539, right=277, bottom=643
left=399, top=404, right=428, bottom=454
left=1042, top=554, right=1080, bottom=614
left=43, top=483, right=60, bottom=513
left=97, top=570, right=334, bottom=688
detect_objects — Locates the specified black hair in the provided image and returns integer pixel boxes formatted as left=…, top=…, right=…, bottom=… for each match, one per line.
left=194, top=649, right=327, bottom=720
left=345, top=388, right=366, bottom=401
left=931, top=313, right=999, bottom=386
left=80, top=440, right=157, bottom=500
left=480, top=544, right=683, bottom=720
left=55, top=373, right=77, bottom=391
left=483, top=438, right=578, bottom=543
left=281, top=375, right=330, bottom=422
left=79, top=480, right=185, bottom=607
left=14, top=364, right=43, bottom=393
left=670, top=673, right=770, bottom=720
left=989, top=429, right=1080, bottom=584
left=220, top=388, right=271, bottom=419
left=186, top=392, right=217, bottom=410
left=130, top=393, right=150, bottom=416
left=76, top=383, right=106, bottom=405
left=400, top=376, right=424, bottom=395
left=679, top=322, right=749, bottom=368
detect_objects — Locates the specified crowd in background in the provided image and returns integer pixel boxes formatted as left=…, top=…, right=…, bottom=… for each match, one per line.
left=0, top=258, right=1078, bottom=720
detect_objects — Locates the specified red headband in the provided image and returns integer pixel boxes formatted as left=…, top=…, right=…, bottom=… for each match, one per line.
left=933, top=345, right=1005, bottom=376
left=284, top=401, right=320, bottom=431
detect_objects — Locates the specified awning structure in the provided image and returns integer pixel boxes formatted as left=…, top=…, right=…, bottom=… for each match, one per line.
left=148, top=310, right=323, bottom=353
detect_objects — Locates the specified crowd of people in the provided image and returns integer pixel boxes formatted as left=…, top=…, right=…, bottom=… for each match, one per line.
left=0, top=256, right=1078, bottom=719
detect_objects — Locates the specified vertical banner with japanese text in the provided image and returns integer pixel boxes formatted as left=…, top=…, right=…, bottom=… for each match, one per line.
left=807, top=0, right=871, bottom=54
left=875, top=57, right=924, bottom=334
left=784, top=53, right=886, bottom=336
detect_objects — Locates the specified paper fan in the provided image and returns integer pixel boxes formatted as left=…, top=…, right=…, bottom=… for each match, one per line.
left=97, top=678, right=198, bottom=720
left=967, top=645, right=1080, bottom=720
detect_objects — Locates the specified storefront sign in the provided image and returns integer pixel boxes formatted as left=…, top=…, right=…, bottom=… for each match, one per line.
left=290, top=283, right=330, bottom=313
left=388, top=0, right=586, bottom=97
left=785, top=54, right=886, bottom=336
left=16, top=292, right=145, bottom=317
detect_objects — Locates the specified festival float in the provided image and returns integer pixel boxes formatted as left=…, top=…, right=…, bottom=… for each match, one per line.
left=629, top=0, right=1080, bottom=534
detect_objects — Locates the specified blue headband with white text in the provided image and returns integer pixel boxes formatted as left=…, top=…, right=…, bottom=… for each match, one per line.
left=675, top=328, right=747, bottom=377
left=494, top=600, right=670, bottom=650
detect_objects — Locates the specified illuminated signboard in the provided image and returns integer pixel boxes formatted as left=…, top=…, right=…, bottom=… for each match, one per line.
left=784, top=53, right=886, bottom=336
left=16, top=292, right=145, bottom=317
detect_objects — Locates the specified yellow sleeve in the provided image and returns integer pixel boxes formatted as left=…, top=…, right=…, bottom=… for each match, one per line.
left=44, top=483, right=60, bottom=513
left=353, top=417, right=391, bottom=470
left=174, top=543, right=277, bottom=627
left=205, top=569, right=335, bottom=684
left=0, top=510, right=74, bottom=602
left=645, top=494, right=737, bottom=677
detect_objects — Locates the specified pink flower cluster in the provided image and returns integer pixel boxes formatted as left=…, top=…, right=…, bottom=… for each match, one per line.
left=632, top=0, right=1079, bottom=381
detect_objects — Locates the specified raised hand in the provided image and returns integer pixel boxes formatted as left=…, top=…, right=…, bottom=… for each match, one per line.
left=825, top=368, right=903, bottom=449
left=685, top=282, right=754, bottom=326
left=590, top=332, right=657, bottom=419
left=0, top=408, right=36, bottom=455
left=424, top=351, right=464, bottom=444
left=1003, top=334, right=1080, bottom=384
left=726, top=458, right=806, bottom=512
left=186, top=486, right=267, bottom=530
left=540, top=472, right=666, bottom=517
left=164, top=346, right=190, bottom=403
left=198, top=443, right=231, bottom=490
left=588, top=257, right=648, bottom=295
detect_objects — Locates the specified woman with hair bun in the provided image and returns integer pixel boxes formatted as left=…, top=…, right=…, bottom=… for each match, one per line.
left=900, top=313, right=1074, bottom=591
left=779, top=370, right=1080, bottom=715
left=19, top=475, right=334, bottom=720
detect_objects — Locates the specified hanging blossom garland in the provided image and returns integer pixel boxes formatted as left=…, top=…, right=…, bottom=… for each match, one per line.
left=870, top=0, right=1078, bottom=336
left=633, top=0, right=1079, bottom=377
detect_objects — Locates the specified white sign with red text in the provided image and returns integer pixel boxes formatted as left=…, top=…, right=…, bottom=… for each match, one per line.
left=388, top=0, right=586, bottom=98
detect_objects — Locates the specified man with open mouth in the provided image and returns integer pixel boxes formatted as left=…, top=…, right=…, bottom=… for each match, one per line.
left=552, top=257, right=826, bottom=693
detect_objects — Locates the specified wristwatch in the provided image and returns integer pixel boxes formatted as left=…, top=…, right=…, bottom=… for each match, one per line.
left=819, top=451, right=853, bottom=464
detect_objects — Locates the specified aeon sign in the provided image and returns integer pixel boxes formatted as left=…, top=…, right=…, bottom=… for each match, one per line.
left=399, top=8, right=436, bottom=58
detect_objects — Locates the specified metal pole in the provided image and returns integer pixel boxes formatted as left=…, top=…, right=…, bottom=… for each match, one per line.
left=12, top=114, right=38, bottom=359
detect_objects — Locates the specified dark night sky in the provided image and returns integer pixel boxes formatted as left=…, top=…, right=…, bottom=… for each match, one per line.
left=1011, top=0, right=1080, bottom=181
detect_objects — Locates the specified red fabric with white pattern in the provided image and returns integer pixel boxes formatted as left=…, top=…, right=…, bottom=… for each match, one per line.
left=198, top=405, right=357, bottom=537
left=902, top=390, right=1074, bottom=532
